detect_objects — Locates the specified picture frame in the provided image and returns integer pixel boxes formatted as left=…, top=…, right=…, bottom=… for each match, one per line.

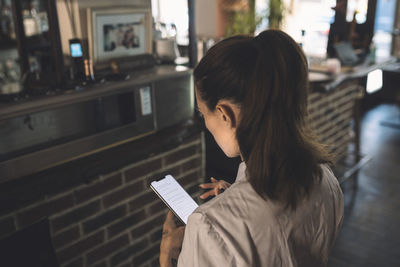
left=87, top=7, right=152, bottom=66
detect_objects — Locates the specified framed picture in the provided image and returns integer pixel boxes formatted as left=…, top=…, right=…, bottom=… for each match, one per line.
left=87, top=7, right=152, bottom=65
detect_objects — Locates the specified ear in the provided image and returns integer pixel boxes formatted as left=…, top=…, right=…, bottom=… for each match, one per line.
left=216, top=103, right=237, bottom=129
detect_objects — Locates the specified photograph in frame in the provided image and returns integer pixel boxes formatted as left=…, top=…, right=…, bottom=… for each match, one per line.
left=87, top=8, right=152, bottom=65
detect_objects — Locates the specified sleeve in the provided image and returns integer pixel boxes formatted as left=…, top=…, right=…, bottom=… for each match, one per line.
left=177, top=212, right=235, bottom=267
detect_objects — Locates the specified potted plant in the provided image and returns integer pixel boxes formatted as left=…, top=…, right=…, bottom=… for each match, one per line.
left=224, top=0, right=285, bottom=37
left=268, top=0, right=284, bottom=29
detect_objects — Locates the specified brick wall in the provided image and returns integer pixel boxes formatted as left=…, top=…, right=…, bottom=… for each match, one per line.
left=0, top=133, right=205, bottom=267
left=308, top=81, right=363, bottom=159
left=0, top=81, right=362, bottom=266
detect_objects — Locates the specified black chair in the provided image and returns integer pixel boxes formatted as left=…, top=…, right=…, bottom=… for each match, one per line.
left=0, top=218, right=59, bottom=267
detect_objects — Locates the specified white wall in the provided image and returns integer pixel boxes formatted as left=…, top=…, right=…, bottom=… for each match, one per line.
left=58, top=0, right=221, bottom=58
left=195, top=0, right=218, bottom=38
left=57, top=0, right=150, bottom=57
left=57, top=0, right=81, bottom=55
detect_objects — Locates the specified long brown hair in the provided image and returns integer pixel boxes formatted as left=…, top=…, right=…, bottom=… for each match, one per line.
left=194, top=30, right=332, bottom=210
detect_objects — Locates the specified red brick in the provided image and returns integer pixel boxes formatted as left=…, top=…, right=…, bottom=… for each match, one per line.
left=187, top=183, right=202, bottom=196
left=181, top=134, right=201, bottom=146
left=164, top=145, right=197, bottom=165
left=128, top=191, right=157, bottom=213
left=75, top=173, right=122, bottom=203
left=107, top=209, right=147, bottom=237
left=52, top=200, right=101, bottom=232
left=103, top=181, right=144, bottom=208
left=86, top=234, right=130, bottom=265
left=177, top=170, right=200, bottom=186
left=149, top=227, right=163, bottom=243
left=56, top=230, right=105, bottom=264
left=125, top=159, right=162, bottom=183
left=130, top=213, right=165, bottom=240
left=16, top=194, right=74, bottom=228
left=147, top=201, right=165, bottom=217
left=110, top=238, right=148, bottom=266
left=132, top=243, right=160, bottom=266
left=52, top=225, right=80, bottom=249
left=83, top=205, right=126, bottom=234
left=181, top=157, right=202, bottom=173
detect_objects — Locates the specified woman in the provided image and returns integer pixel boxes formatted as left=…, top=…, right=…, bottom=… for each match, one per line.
left=159, top=29, right=344, bottom=267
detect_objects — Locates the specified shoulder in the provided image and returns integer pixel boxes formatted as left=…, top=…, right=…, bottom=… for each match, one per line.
left=184, top=212, right=221, bottom=242
left=185, top=181, right=252, bottom=235
left=194, top=180, right=263, bottom=220
left=182, top=182, right=294, bottom=266
left=179, top=208, right=235, bottom=266
left=190, top=180, right=280, bottom=238
left=319, top=164, right=343, bottom=199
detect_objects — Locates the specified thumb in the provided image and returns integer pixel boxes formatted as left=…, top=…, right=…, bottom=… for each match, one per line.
left=166, top=211, right=174, bottom=220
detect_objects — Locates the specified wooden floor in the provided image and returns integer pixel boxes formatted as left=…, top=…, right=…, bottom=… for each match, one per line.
left=328, top=104, right=400, bottom=267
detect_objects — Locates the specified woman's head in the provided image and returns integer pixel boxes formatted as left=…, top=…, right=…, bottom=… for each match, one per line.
left=195, top=88, right=241, bottom=158
left=195, top=30, right=331, bottom=209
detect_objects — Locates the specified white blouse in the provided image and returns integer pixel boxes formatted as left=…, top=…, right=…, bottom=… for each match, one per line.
left=178, top=162, right=344, bottom=267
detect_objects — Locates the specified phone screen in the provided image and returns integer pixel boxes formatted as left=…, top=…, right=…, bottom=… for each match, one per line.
left=150, top=175, right=198, bottom=224
left=70, top=43, right=83, bottom=58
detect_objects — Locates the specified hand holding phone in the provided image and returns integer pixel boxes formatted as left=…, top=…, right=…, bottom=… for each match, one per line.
left=150, top=175, right=198, bottom=224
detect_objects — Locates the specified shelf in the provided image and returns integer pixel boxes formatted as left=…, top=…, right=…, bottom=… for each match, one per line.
left=24, top=34, right=51, bottom=51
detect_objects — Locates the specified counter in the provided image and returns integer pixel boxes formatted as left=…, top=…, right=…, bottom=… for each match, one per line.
left=0, top=65, right=194, bottom=182
left=0, top=65, right=192, bottom=121
left=0, top=65, right=204, bottom=266
left=0, top=59, right=390, bottom=267
left=309, top=58, right=396, bottom=92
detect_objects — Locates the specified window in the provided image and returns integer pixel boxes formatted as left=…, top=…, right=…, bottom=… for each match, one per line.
left=151, top=0, right=189, bottom=45
left=282, top=0, right=336, bottom=57
left=373, top=0, right=396, bottom=60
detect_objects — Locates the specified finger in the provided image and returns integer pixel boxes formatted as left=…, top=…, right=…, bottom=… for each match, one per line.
left=220, top=183, right=229, bottom=190
left=200, top=190, right=215, bottom=199
left=215, top=184, right=228, bottom=195
left=210, top=177, right=218, bottom=183
left=200, top=191, right=214, bottom=199
left=164, top=211, right=176, bottom=229
left=214, top=186, right=220, bottom=196
left=166, top=211, right=174, bottom=220
left=199, top=183, right=215, bottom=189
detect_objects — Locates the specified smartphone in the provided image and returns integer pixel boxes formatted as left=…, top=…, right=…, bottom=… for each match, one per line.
left=69, top=38, right=85, bottom=81
left=150, top=175, right=198, bottom=224
left=69, top=39, right=83, bottom=58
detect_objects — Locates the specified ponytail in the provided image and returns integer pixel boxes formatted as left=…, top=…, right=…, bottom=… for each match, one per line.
left=195, top=30, right=332, bottom=210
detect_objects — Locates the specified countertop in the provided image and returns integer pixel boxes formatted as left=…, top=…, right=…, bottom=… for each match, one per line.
left=308, top=58, right=397, bottom=92
left=0, top=65, right=192, bottom=121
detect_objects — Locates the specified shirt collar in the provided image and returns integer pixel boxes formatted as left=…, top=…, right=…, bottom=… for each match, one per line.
left=235, top=162, right=247, bottom=183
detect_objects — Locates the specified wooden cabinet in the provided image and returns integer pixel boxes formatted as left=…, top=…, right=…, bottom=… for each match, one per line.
left=10, top=0, right=64, bottom=90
